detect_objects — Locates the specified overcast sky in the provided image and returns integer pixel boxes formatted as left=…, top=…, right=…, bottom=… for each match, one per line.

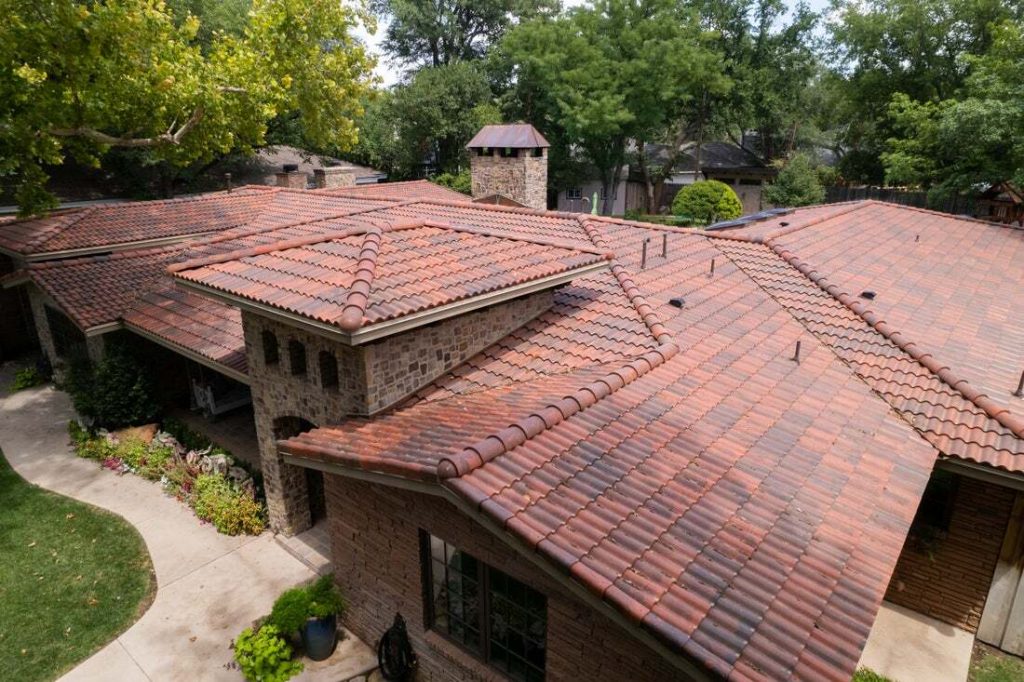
left=355, top=0, right=833, bottom=87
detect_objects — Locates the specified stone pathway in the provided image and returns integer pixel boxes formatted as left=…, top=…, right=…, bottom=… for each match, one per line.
left=0, top=362, right=374, bottom=681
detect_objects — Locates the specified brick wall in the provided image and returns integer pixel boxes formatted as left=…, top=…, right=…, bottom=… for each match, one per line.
left=244, top=290, right=553, bottom=533
left=324, top=474, right=689, bottom=682
left=470, top=152, right=548, bottom=210
left=885, top=476, right=1014, bottom=632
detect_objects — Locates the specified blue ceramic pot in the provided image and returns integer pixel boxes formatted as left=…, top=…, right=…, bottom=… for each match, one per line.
left=301, top=614, right=338, bottom=661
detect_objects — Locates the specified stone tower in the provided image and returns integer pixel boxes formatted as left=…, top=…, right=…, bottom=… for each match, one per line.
left=466, top=124, right=549, bottom=210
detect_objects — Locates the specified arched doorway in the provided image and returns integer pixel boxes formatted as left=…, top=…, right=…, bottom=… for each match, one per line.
left=273, top=416, right=326, bottom=525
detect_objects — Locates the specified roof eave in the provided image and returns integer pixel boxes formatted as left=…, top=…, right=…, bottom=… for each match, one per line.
left=176, top=259, right=610, bottom=346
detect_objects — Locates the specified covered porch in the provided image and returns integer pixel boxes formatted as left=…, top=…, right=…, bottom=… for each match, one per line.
left=859, top=467, right=1024, bottom=681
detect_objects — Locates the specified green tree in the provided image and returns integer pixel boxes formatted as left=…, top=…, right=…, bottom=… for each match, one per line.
left=371, top=0, right=556, bottom=69
left=762, top=152, right=826, bottom=207
left=881, top=21, right=1024, bottom=197
left=827, top=0, right=1022, bottom=183
left=671, top=180, right=742, bottom=223
left=500, top=0, right=721, bottom=214
left=0, top=0, right=375, bottom=215
left=349, top=62, right=498, bottom=178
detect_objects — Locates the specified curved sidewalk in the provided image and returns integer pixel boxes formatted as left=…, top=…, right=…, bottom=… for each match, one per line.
left=0, top=366, right=315, bottom=681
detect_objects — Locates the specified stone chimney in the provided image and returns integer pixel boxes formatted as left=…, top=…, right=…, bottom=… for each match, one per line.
left=275, top=164, right=307, bottom=189
left=313, top=166, right=358, bottom=189
left=466, top=124, right=549, bottom=210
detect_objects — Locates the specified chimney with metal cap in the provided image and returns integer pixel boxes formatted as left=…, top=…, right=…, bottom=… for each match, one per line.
left=466, top=123, right=549, bottom=210
left=275, top=163, right=307, bottom=189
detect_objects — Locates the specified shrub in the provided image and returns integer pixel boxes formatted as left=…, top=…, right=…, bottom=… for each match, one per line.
left=68, top=422, right=115, bottom=460
left=267, top=575, right=346, bottom=634
left=267, top=587, right=311, bottom=634
left=113, top=438, right=150, bottom=469
left=762, top=153, right=826, bottom=208
left=192, top=474, right=265, bottom=536
left=307, top=574, right=346, bottom=619
left=233, top=625, right=303, bottom=682
left=671, top=180, right=742, bottom=224
left=10, top=366, right=44, bottom=392
left=64, top=345, right=159, bottom=429
left=852, top=668, right=894, bottom=682
left=136, top=444, right=174, bottom=481
left=431, top=169, right=471, bottom=195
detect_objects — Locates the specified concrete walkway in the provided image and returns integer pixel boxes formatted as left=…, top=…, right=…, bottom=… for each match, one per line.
left=0, top=363, right=372, bottom=681
left=858, top=601, right=974, bottom=682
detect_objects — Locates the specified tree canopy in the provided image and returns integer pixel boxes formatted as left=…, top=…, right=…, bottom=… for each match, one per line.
left=1, top=0, right=375, bottom=214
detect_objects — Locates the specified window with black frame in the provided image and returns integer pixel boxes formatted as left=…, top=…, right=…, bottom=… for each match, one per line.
left=421, top=532, right=547, bottom=682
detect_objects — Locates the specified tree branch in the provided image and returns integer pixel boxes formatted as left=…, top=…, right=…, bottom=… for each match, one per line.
left=48, top=106, right=205, bottom=148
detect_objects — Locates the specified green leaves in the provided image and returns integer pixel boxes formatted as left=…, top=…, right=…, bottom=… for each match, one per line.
left=0, top=0, right=374, bottom=215
left=762, top=153, right=827, bottom=208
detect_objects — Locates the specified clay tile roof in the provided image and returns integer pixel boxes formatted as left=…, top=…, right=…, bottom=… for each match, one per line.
left=171, top=220, right=610, bottom=334
left=0, top=188, right=277, bottom=256
left=466, top=124, right=550, bottom=149
left=282, top=223, right=941, bottom=681
left=712, top=200, right=1024, bottom=471
left=24, top=246, right=183, bottom=329
left=320, top=179, right=471, bottom=203
left=123, top=284, right=247, bottom=380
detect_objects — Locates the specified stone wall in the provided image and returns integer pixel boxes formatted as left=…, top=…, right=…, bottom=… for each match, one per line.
left=26, top=286, right=105, bottom=379
left=275, top=171, right=307, bottom=189
left=313, top=167, right=357, bottom=189
left=885, top=476, right=1014, bottom=632
left=470, top=151, right=548, bottom=211
left=324, top=474, right=689, bottom=682
left=361, top=290, right=551, bottom=414
left=244, top=289, right=553, bottom=533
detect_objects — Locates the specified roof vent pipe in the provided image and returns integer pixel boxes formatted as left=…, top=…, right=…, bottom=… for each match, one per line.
left=662, top=233, right=668, bottom=257
left=1015, top=370, right=1024, bottom=398
left=792, top=340, right=802, bottom=363
left=641, top=237, right=650, bottom=269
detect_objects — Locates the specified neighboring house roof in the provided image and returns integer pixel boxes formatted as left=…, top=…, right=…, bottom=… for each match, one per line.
left=979, top=181, right=1024, bottom=205
left=230, top=145, right=384, bottom=186
left=171, top=220, right=609, bottom=337
left=466, top=124, right=550, bottom=149
left=645, top=141, right=771, bottom=175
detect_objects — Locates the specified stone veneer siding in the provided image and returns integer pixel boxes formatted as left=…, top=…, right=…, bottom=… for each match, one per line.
left=27, top=286, right=105, bottom=379
left=470, top=151, right=548, bottom=211
left=324, top=474, right=689, bottom=682
left=245, top=290, right=553, bottom=533
left=313, top=167, right=357, bottom=189
left=885, top=476, right=1014, bottom=632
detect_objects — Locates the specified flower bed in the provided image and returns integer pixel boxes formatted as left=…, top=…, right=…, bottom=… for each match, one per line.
left=68, top=420, right=266, bottom=535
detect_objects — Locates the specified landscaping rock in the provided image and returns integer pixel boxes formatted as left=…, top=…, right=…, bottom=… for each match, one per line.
left=228, top=466, right=250, bottom=485
left=113, top=423, right=159, bottom=444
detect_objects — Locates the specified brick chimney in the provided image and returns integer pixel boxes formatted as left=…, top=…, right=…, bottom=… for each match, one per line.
left=313, top=166, right=358, bottom=189
left=275, top=164, right=307, bottom=189
left=466, top=124, right=549, bottom=210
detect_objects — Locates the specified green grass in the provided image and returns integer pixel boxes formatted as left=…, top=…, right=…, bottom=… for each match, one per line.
left=970, top=646, right=1024, bottom=682
left=852, top=668, right=895, bottom=682
left=0, top=449, right=154, bottom=681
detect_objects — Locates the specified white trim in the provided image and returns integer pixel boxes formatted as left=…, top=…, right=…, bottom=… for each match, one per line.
left=176, top=260, right=609, bottom=346
left=123, top=322, right=250, bottom=385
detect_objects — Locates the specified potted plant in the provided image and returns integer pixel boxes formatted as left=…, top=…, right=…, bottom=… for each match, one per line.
left=268, top=575, right=347, bottom=662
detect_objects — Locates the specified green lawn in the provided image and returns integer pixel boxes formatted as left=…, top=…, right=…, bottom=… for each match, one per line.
left=970, top=644, right=1024, bottom=682
left=0, top=450, right=154, bottom=681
